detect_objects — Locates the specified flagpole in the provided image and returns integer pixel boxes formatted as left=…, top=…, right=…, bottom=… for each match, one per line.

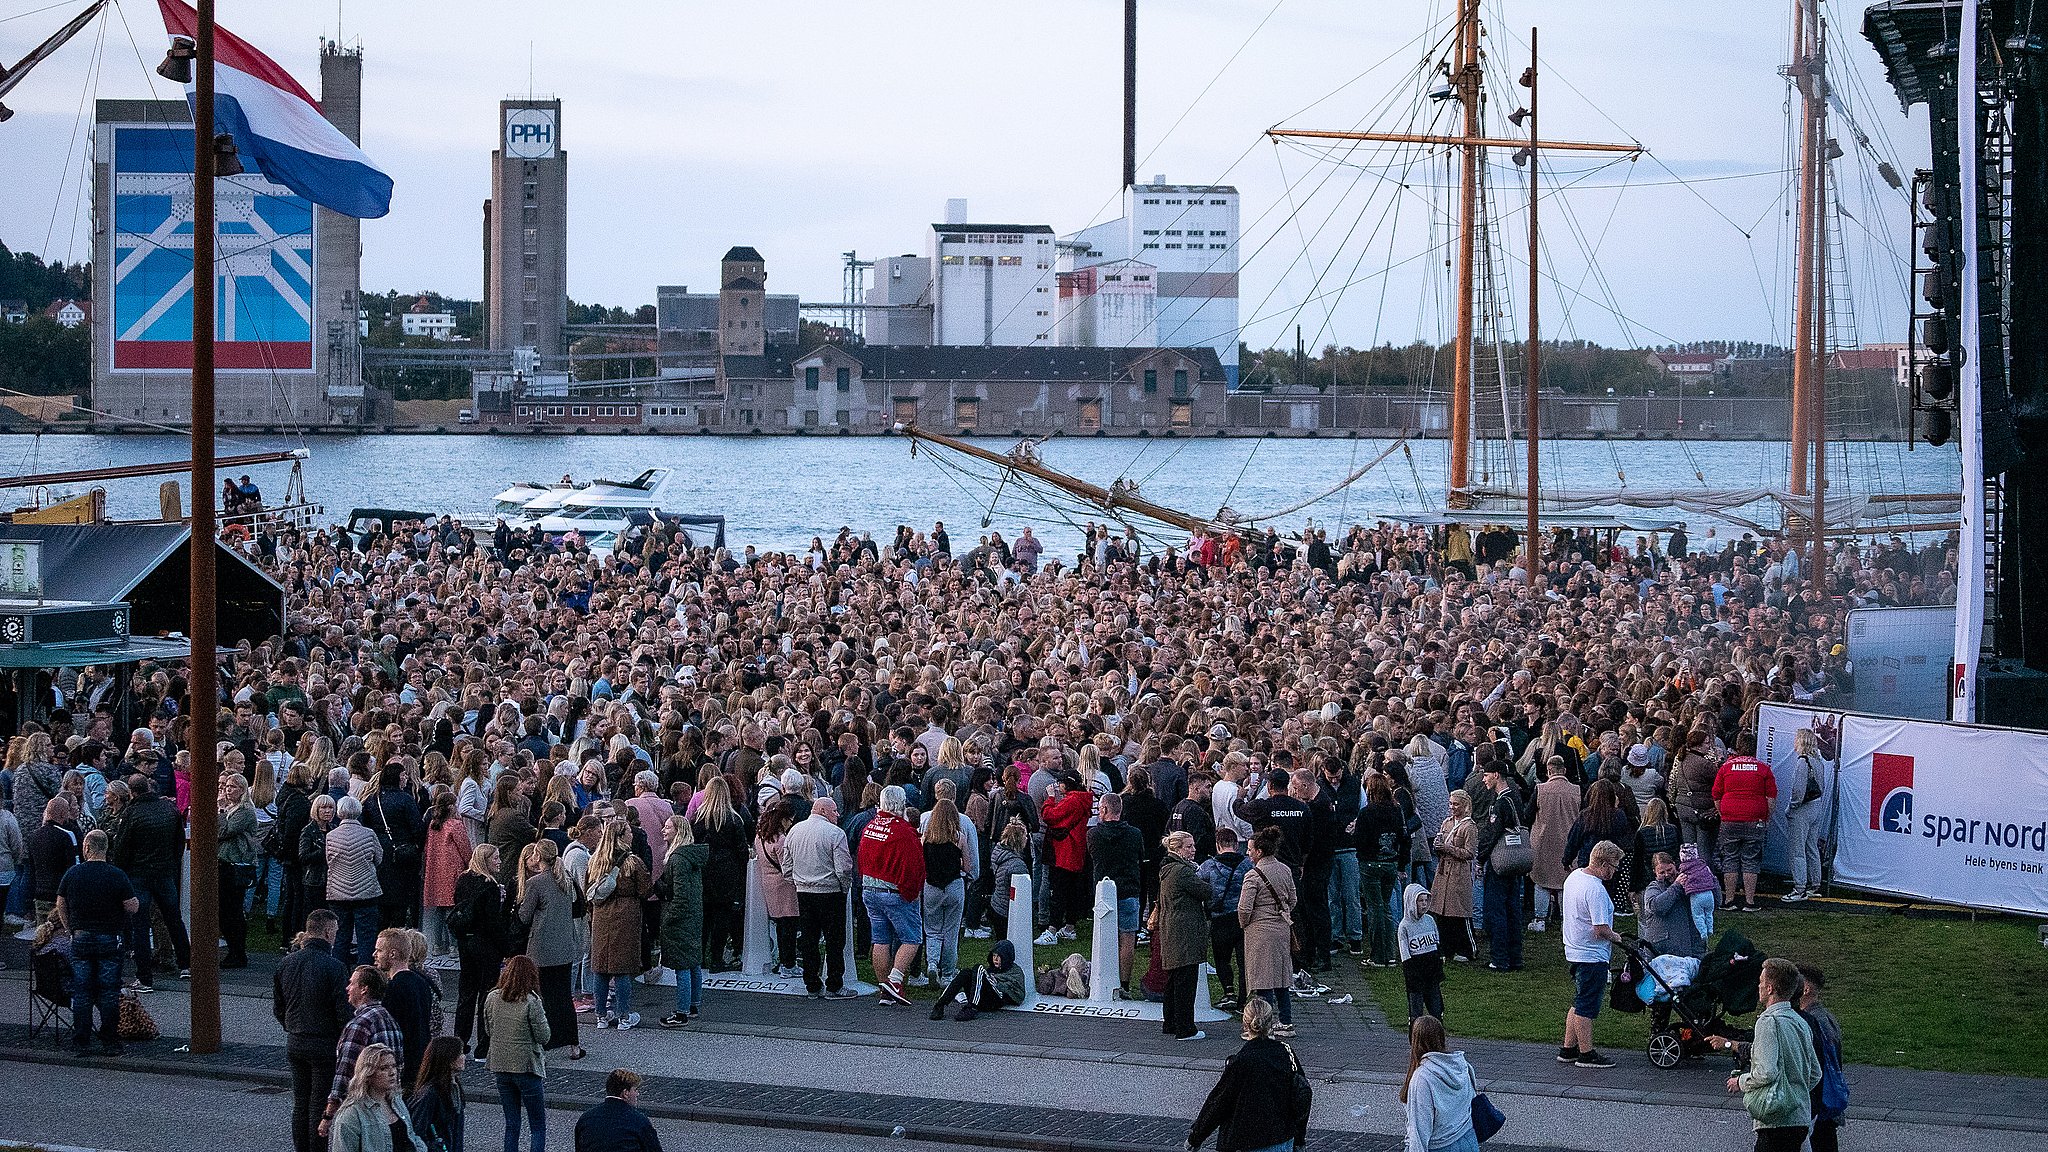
left=187, top=0, right=222, bottom=1055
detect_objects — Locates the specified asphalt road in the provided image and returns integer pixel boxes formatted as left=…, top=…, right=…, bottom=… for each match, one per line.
left=0, top=1060, right=994, bottom=1152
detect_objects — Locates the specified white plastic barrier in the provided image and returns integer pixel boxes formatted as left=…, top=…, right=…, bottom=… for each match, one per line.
left=1007, top=875, right=1222, bottom=1023
left=1088, top=878, right=1120, bottom=1005
left=705, top=857, right=873, bottom=997
left=1004, top=873, right=1039, bottom=1012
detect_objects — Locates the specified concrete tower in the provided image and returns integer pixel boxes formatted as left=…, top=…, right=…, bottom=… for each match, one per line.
left=719, top=246, right=767, bottom=357
left=488, top=98, right=568, bottom=356
left=317, top=42, right=366, bottom=420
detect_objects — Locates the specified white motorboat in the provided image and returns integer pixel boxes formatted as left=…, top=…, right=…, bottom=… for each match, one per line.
left=536, top=468, right=676, bottom=548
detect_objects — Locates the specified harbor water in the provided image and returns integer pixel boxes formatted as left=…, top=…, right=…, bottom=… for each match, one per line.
left=0, top=433, right=1960, bottom=555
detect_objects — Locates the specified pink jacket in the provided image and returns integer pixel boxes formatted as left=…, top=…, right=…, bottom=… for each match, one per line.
left=422, top=819, right=472, bottom=908
left=757, top=833, right=798, bottom=919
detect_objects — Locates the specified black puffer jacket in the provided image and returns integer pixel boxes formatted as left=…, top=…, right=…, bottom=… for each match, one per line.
left=1189, top=1037, right=1311, bottom=1152
left=110, top=793, right=183, bottom=880
left=271, top=936, right=350, bottom=1058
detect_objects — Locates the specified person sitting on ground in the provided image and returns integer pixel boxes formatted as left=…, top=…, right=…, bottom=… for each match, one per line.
left=926, top=938, right=1027, bottom=1021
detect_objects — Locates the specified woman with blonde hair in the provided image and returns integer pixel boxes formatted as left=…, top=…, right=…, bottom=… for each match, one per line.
left=920, top=798, right=968, bottom=984
left=1188, top=996, right=1312, bottom=1152
left=216, top=771, right=261, bottom=968
left=586, top=819, right=651, bottom=1030
left=450, top=843, right=507, bottom=1058
left=691, top=775, right=752, bottom=972
left=327, top=1042, right=426, bottom=1152
left=656, top=815, right=708, bottom=1028
left=514, top=840, right=583, bottom=1061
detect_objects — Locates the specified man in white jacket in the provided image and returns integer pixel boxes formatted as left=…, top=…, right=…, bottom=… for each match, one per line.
left=782, top=798, right=858, bottom=999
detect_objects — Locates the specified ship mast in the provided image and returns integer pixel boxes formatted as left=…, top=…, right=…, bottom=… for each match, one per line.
left=1267, top=0, right=1639, bottom=510
left=1787, top=0, right=1824, bottom=506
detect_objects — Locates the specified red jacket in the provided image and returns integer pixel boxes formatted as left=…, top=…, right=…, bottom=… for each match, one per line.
left=1711, top=755, right=1777, bottom=824
left=856, top=810, right=926, bottom=894
left=1042, top=790, right=1094, bottom=873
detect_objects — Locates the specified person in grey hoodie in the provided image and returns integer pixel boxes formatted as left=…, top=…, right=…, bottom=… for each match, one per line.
left=1402, top=1015, right=1480, bottom=1152
left=1640, top=852, right=1704, bottom=959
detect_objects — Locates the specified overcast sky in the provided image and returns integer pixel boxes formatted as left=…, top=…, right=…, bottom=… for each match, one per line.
left=2, top=0, right=1926, bottom=349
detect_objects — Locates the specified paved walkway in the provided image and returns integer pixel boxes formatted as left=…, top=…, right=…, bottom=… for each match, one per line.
left=3, top=933, right=2042, bottom=1142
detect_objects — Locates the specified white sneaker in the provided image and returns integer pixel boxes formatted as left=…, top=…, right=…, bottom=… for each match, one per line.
left=1035, top=930, right=1059, bottom=946
left=1175, top=1030, right=1207, bottom=1042
left=1527, top=919, right=1547, bottom=932
left=595, top=1015, right=614, bottom=1029
left=905, top=973, right=930, bottom=987
left=1780, top=889, right=1808, bottom=903
left=1057, top=927, right=1076, bottom=941
left=617, top=1012, right=640, bottom=1031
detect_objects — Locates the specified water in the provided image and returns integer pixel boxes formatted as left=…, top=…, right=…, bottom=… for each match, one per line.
left=0, top=433, right=1959, bottom=555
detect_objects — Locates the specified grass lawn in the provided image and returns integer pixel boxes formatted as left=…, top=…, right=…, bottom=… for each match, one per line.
left=1352, top=906, right=2048, bottom=1077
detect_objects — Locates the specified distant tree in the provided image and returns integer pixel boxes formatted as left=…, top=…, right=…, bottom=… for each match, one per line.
left=0, top=317, right=90, bottom=395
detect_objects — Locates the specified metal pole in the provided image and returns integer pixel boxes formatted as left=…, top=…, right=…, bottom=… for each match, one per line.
left=1122, top=0, right=1137, bottom=191
left=1524, top=29, right=1540, bottom=574
left=186, top=0, right=222, bottom=1055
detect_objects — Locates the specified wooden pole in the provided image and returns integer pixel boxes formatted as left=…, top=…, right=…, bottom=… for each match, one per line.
left=186, top=0, right=222, bottom=1055
left=1524, top=29, right=1541, bottom=574
left=1811, top=12, right=1829, bottom=572
left=1788, top=0, right=1819, bottom=496
left=1449, top=0, right=1479, bottom=504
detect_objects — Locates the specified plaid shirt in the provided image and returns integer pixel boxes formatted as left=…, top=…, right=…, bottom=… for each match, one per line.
left=327, top=1002, right=404, bottom=1107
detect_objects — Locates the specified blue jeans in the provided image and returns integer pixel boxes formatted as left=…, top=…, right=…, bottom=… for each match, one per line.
left=1245, top=1141, right=1296, bottom=1152
left=243, top=856, right=282, bottom=918
left=1690, top=890, right=1716, bottom=940
left=923, top=879, right=965, bottom=976
left=594, top=972, right=635, bottom=1020
left=1255, top=986, right=1293, bottom=1025
left=1328, top=851, right=1362, bottom=945
left=1482, top=869, right=1524, bottom=968
left=673, top=966, right=704, bottom=1014
left=332, top=899, right=379, bottom=969
left=1361, top=863, right=1400, bottom=964
left=495, top=1071, right=546, bottom=1152
left=70, top=931, right=123, bottom=1046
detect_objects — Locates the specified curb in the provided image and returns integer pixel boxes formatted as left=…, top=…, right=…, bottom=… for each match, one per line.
left=0, top=1140, right=128, bottom=1152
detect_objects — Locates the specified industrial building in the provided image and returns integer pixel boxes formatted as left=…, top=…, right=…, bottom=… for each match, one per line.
left=484, top=98, right=568, bottom=357
left=89, top=42, right=370, bottom=427
left=1063, top=178, right=1241, bottom=386
left=473, top=246, right=1227, bottom=434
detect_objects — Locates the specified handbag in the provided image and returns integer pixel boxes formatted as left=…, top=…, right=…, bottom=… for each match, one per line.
left=117, top=991, right=159, bottom=1041
left=1490, top=830, right=1533, bottom=877
left=1798, top=756, right=1824, bottom=806
left=1471, top=1092, right=1506, bottom=1142
left=1285, top=1043, right=1314, bottom=1128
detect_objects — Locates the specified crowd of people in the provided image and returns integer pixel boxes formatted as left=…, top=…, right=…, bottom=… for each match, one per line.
left=0, top=505, right=1925, bottom=1152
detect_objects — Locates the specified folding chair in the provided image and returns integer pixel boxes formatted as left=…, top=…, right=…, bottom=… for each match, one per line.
left=28, top=946, right=72, bottom=1041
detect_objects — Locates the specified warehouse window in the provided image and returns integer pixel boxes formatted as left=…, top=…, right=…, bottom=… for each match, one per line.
left=836, top=367, right=851, bottom=391
left=805, top=367, right=819, bottom=390
left=954, top=398, right=978, bottom=429
left=1173, top=369, right=1189, bottom=397
left=1143, top=369, right=1157, bottom=394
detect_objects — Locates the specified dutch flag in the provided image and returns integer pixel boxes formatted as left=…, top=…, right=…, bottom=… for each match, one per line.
left=158, top=0, right=392, bottom=219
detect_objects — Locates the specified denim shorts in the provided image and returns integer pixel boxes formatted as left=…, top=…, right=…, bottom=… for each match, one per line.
left=1718, top=820, right=1765, bottom=873
left=1571, top=960, right=1609, bottom=1018
left=862, top=888, right=923, bottom=947
left=1117, top=896, right=1141, bottom=933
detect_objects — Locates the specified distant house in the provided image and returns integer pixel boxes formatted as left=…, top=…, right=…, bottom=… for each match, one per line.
left=0, top=300, right=27, bottom=325
left=401, top=312, right=457, bottom=339
left=1651, top=352, right=1726, bottom=376
left=41, top=299, right=88, bottom=329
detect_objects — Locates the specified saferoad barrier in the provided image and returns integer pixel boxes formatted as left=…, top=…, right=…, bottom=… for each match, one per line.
left=1758, top=703, right=2048, bottom=916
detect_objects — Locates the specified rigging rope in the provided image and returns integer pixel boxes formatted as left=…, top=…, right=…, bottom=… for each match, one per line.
left=1239, top=436, right=1407, bottom=521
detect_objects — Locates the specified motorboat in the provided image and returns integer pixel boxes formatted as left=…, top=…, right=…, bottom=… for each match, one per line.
left=536, top=467, right=675, bottom=543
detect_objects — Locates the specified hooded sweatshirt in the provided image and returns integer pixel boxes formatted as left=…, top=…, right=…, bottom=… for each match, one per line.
left=1398, top=882, right=1444, bottom=988
left=1405, top=1050, right=1477, bottom=1151
left=982, top=938, right=1027, bottom=1006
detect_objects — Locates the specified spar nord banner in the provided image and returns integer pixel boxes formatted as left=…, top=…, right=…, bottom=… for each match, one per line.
left=1766, top=704, right=2048, bottom=916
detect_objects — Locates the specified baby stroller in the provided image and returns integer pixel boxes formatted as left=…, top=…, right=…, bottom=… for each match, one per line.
left=1612, top=930, right=1764, bottom=1069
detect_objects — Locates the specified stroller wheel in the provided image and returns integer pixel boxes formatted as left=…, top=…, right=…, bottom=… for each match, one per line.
left=1647, top=1031, right=1684, bottom=1070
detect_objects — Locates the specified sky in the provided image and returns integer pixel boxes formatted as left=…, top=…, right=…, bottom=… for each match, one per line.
left=0, top=0, right=1928, bottom=350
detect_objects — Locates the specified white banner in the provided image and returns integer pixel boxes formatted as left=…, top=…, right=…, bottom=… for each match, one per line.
left=1763, top=704, right=2048, bottom=915
left=1755, top=705, right=1844, bottom=877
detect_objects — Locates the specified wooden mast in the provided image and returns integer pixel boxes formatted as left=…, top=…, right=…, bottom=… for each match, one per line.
left=1267, top=12, right=1639, bottom=511
left=1810, top=10, right=1829, bottom=567
left=1523, top=29, right=1541, bottom=572
left=1788, top=0, right=1821, bottom=497
left=895, top=424, right=1220, bottom=536
left=1450, top=0, right=1480, bottom=506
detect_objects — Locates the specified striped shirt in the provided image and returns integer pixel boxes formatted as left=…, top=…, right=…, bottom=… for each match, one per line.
left=324, top=819, right=384, bottom=902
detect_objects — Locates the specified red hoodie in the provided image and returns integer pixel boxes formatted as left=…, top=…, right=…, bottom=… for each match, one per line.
left=857, top=810, right=926, bottom=895
left=1711, top=755, right=1778, bottom=824
left=1042, top=790, right=1094, bottom=873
